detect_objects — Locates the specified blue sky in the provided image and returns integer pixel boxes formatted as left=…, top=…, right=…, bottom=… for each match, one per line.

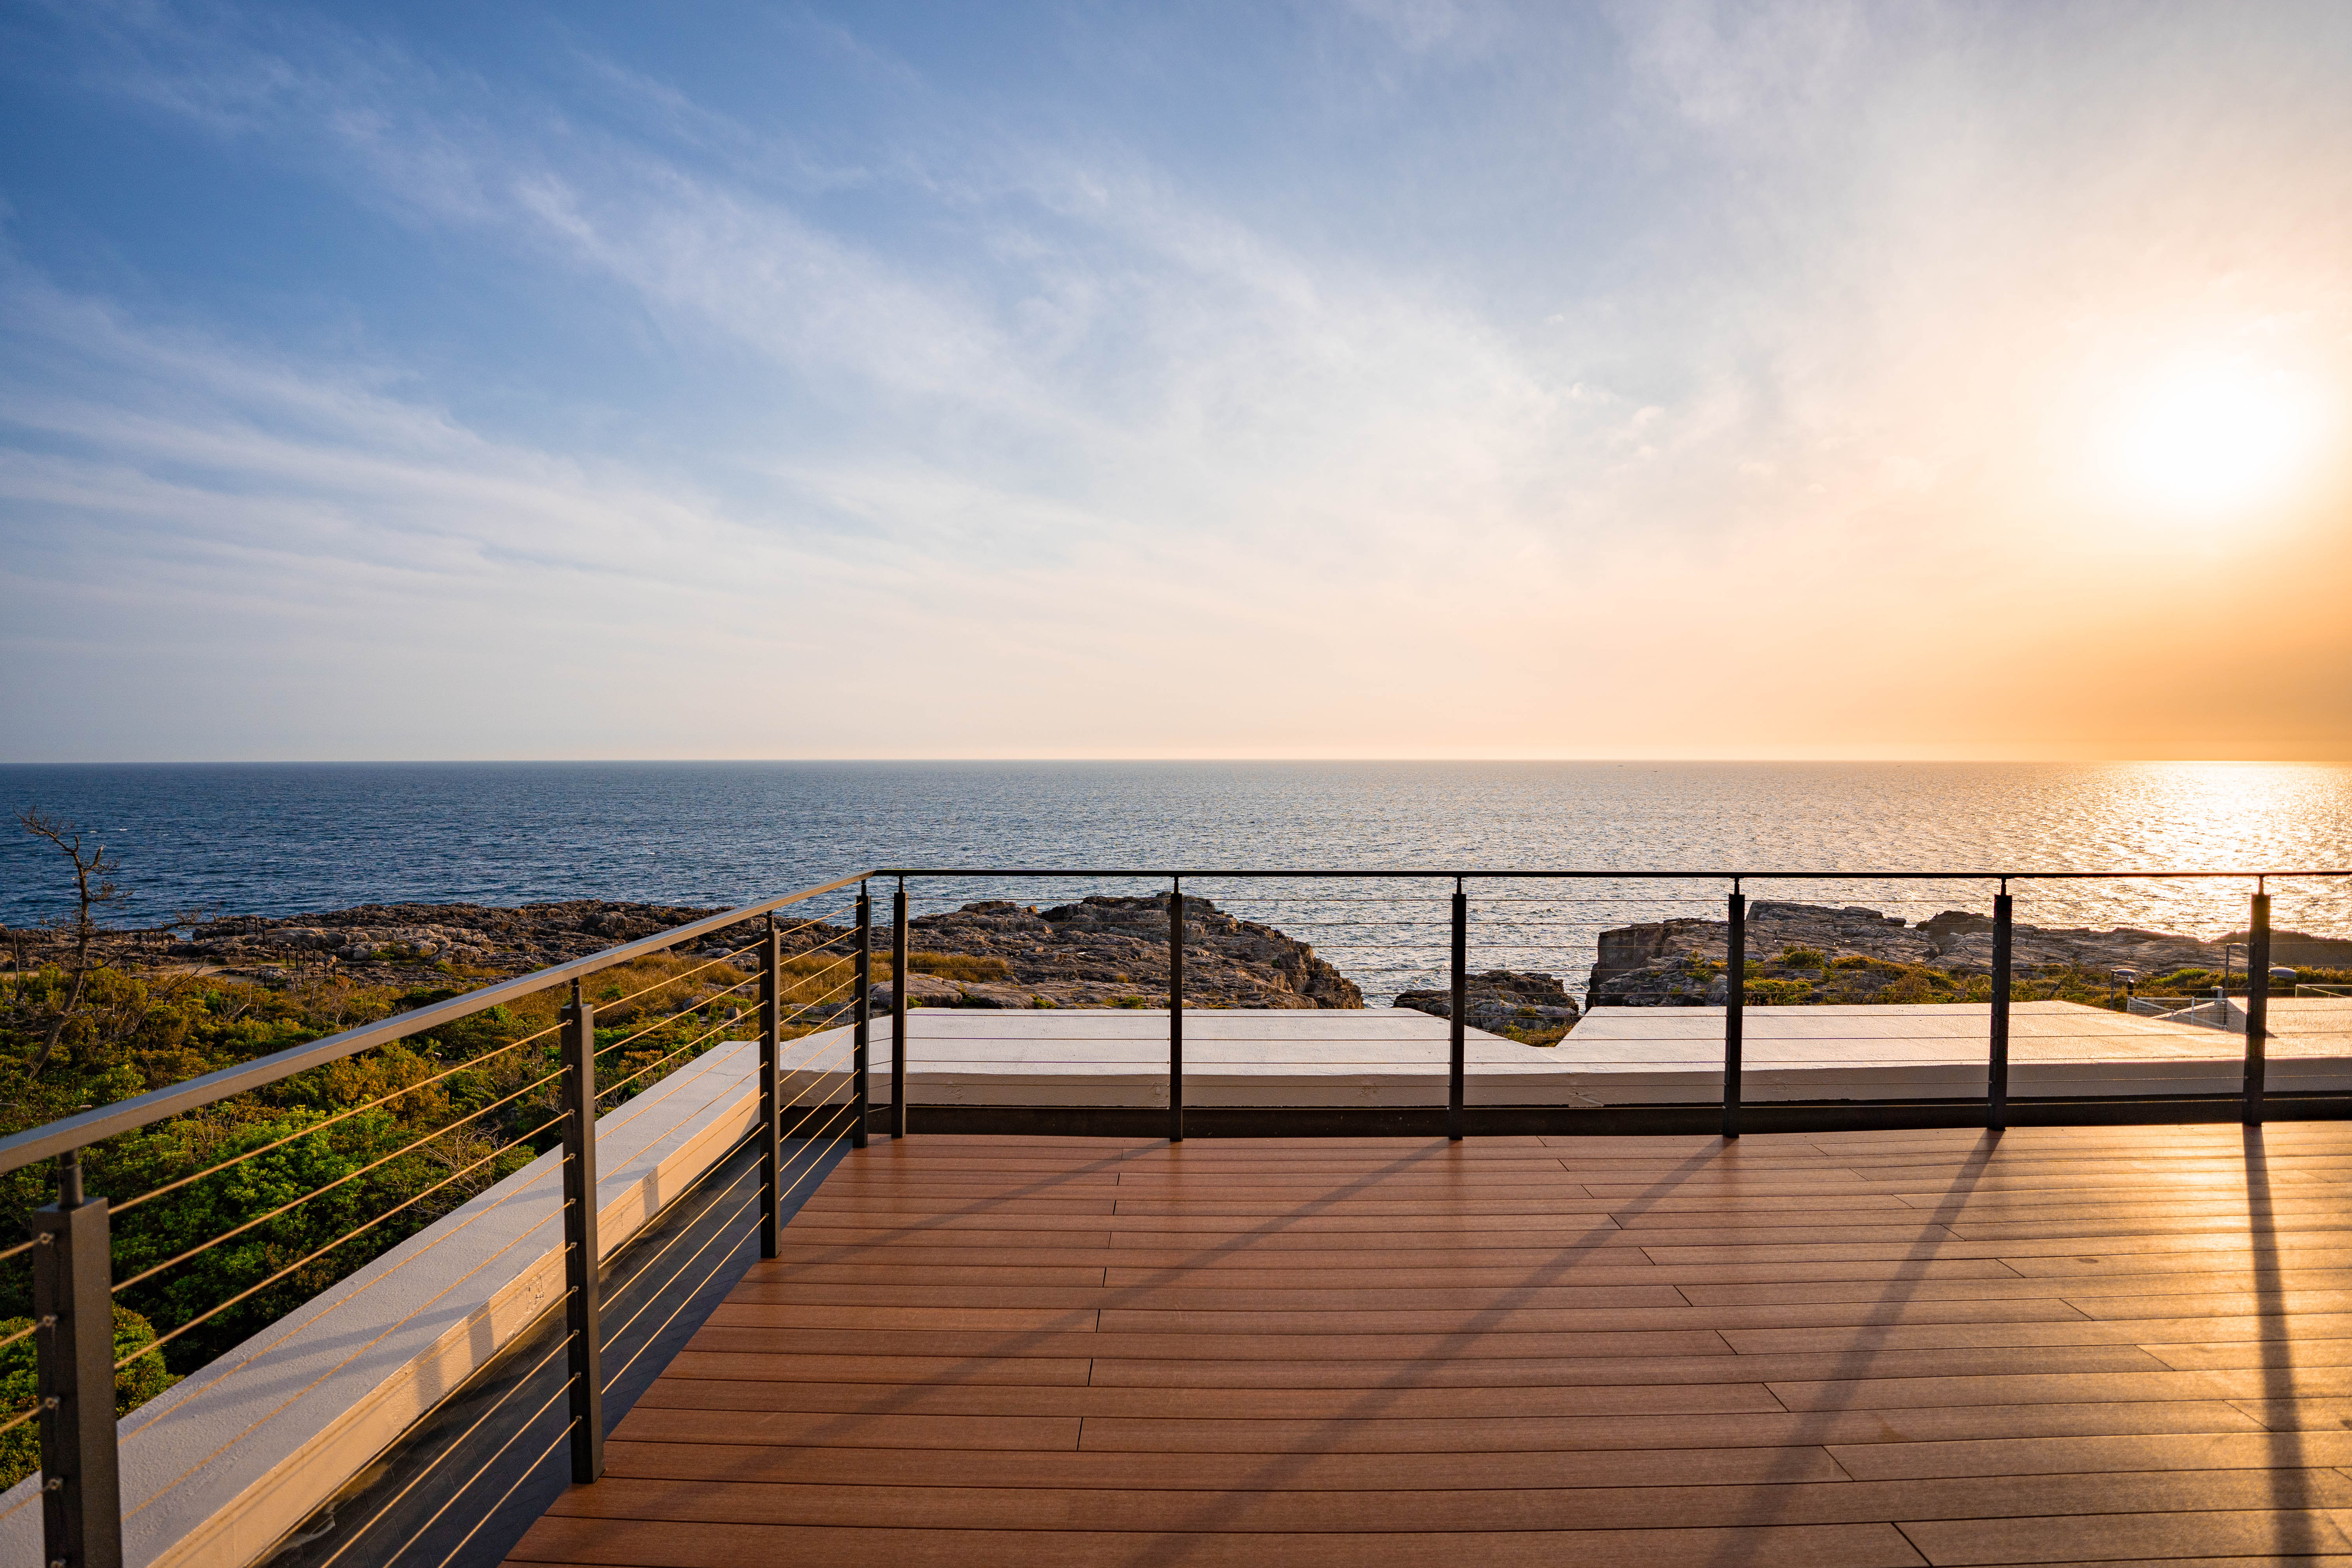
left=4, top=1, right=2349, bottom=761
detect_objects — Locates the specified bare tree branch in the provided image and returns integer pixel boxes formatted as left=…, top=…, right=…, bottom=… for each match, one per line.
left=18, top=808, right=131, bottom=1077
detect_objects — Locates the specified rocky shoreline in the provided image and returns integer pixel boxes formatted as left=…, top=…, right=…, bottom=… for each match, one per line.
left=10, top=892, right=2343, bottom=1024
left=0, top=891, right=1362, bottom=1012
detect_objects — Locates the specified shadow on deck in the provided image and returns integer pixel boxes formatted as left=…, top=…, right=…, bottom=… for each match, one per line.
left=504, top=1124, right=2352, bottom=1567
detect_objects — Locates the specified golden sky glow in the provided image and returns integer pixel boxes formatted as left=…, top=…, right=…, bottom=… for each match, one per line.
left=2099, top=360, right=2337, bottom=517
left=2, top=3, right=2350, bottom=762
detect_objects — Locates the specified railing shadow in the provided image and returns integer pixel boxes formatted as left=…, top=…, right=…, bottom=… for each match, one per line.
left=1691, top=1125, right=2005, bottom=1568
left=2241, top=1126, right=2320, bottom=1554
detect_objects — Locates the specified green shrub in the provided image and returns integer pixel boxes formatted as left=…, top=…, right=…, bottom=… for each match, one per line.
left=909, top=952, right=1012, bottom=983
left=0, top=1305, right=176, bottom=1490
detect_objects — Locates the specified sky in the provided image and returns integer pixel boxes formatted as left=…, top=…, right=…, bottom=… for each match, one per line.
left=2, top=0, right=2348, bottom=763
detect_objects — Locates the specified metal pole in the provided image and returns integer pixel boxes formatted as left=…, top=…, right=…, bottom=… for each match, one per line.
left=34, top=1149, right=121, bottom=1568
left=853, top=887, right=871, bottom=1150
left=891, top=878, right=909, bottom=1140
left=1449, top=881, right=1466, bottom=1142
left=1989, top=887, right=2013, bottom=1132
left=758, top=916, right=780, bottom=1259
left=1169, top=880, right=1185, bottom=1144
left=2245, top=887, right=2270, bottom=1126
left=558, top=979, right=603, bottom=1483
left=1723, top=886, right=1745, bottom=1140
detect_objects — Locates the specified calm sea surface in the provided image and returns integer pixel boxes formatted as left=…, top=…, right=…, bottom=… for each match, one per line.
left=3, top=762, right=2347, bottom=1003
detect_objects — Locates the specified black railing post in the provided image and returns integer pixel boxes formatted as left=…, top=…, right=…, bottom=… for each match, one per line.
left=853, top=887, right=872, bottom=1149
left=1989, top=887, right=2013, bottom=1131
left=758, top=915, right=780, bottom=1259
left=558, top=979, right=603, bottom=1483
left=1723, top=886, right=1745, bottom=1140
left=1169, top=880, right=1185, bottom=1144
left=1449, top=881, right=1466, bottom=1142
left=34, top=1149, right=121, bottom=1568
left=891, top=878, right=909, bottom=1139
left=2245, top=885, right=2270, bottom=1126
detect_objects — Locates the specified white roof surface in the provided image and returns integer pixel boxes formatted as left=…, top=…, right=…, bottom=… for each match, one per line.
left=800, top=999, right=2352, bottom=1107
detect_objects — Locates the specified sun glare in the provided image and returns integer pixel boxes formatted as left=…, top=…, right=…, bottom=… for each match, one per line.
left=2102, top=362, right=2332, bottom=515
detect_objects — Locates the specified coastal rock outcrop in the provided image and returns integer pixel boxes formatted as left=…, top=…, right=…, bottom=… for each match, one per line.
left=4, top=892, right=1362, bottom=1011
left=1392, top=971, right=1580, bottom=1042
left=1587, top=900, right=2351, bottom=1006
left=869, top=896, right=1363, bottom=1009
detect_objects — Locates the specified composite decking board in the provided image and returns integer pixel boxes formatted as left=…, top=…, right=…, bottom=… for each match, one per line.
left=519, top=1468, right=2352, bottom=1530
left=646, top=1347, right=2167, bottom=1399
left=505, top=1128, right=2352, bottom=1567
left=686, top=1325, right=1749, bottom=1359
left=726, top=1284, right=2096, bottom=1316
left=506, top=1519, right=1932, bottom=1568
left=629, top=1377, right=1797, bottom=1418
left=593, top=1440, right=1864, bottom=1489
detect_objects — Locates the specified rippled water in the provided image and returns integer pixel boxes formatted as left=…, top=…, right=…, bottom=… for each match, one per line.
left=3, top=761, right=2346, bottom=1002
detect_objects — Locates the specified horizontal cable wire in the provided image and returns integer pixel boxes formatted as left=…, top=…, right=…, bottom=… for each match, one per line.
left=777, top=1087, right=856, bottom=1146
left=596, top=1127, right=761, bottom=1306
left=0, top=1401, right=41, bottom=1439
left=774, top=907, right=864, bottom=947
left=762, top=1109, right=854, bottom=1223
left=779, top=1091, right=857, bottom=1147
left=772, top=1034, right=855, bottom=1092
left=770, top=1114, right=853, bottom=1214
left=122, top=1112, right=564, bottom=1369
left=604, top=1187, right=764, bottom=1388
left=0, top=1238, right=33, bottom=1264
left=406, top=1379, right=577, bottom=1568
left=781, top=959, right=866, bottom=1006
left=600, top=1161, right=760, bottom=1351
left=774, top=948, right=858, bottom=997
left=588, top=934, right=779, bottom=1014
left=313, top=1330, right=573, bottom=1568
left=593, top=972, right=763, bottom=1059
left=111, top=1030, right=562, bottom=1219
left=112, top=1064, right=564, bottom=1296
left=772, top=992, right=857, bottom=1039
left=0, top=1318, right=39, bottom=1355
left=425, top=1425, right=575, bottom=1568
left=596, top=1012, right=763, bottom=1102
left=771, top=1062, right=858, bottom=1136
left=772, top=971, right=860, bottom=1033
left=1285, top=943, right=1449, bottom=950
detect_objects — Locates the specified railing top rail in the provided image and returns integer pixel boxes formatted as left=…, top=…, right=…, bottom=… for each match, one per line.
left=877, top=867, right=2352, bottom=880
left=0, top=869, right=879, bottom=1178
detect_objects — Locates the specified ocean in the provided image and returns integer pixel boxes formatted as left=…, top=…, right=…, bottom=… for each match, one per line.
left=4, top=761, right=2348, bottom=1004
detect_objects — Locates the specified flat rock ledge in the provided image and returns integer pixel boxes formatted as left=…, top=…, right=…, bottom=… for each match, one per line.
left=1392, top=971, right=1581, bottom=1043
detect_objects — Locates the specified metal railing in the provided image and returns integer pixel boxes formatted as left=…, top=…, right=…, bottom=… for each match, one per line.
left=871, top=866, right=2349, bottom=1143
left=0, top=872, right=876, bottom=1568
left=0, top=860, right=2348, bottom=1566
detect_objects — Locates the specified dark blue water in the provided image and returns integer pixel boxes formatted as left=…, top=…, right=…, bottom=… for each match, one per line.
left=5, top=761, right=2347, bottom=1001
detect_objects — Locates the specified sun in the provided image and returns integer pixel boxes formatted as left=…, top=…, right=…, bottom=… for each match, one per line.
left=2101, top=361, right=2332, bottom=515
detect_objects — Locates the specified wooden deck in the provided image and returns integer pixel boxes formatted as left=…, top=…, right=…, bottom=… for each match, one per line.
left=508, top=1124, right=2352, bottom=1566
